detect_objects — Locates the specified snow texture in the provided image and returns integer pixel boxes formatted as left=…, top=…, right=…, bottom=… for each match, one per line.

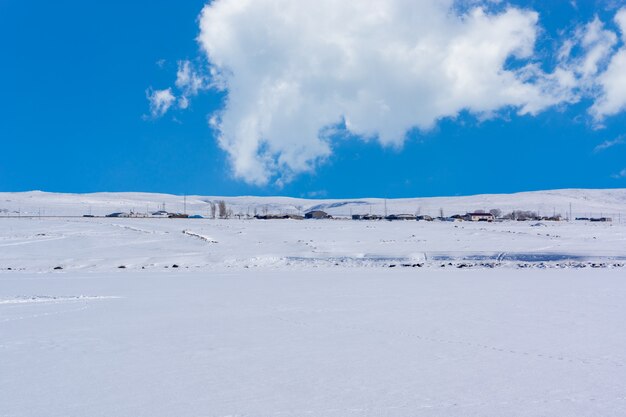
left=2, top=190, right=626, bottom=416
left=2, top=270, right=626, bottom=417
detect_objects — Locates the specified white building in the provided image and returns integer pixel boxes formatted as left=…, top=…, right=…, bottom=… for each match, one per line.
left=466, top=212, right=495, bottom=222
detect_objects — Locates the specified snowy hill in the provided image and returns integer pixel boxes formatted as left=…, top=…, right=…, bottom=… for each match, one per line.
left=1, top=189, right=625, bottom=218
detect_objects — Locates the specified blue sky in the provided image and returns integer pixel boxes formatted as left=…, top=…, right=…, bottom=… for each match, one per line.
left=1, top=0, right=626, bottom=198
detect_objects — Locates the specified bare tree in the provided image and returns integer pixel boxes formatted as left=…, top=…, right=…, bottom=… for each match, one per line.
left=217, top=200, right=227, bottom=219
left=503, top=210, right=538, bottom=221
left=208, top=202, right=216, bottom=219
left=489, top=208, right=502, bottom=218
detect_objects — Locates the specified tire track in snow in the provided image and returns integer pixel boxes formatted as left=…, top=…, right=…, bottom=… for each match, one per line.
left=0, top=295, right=121, bottom=305
left=0, top=235, right=67, bottom=247
left=0, top=296, right=122, bottom=323
left=182, top=230, right=218, bottom=243
left=0, top=304, right=90, bottom=324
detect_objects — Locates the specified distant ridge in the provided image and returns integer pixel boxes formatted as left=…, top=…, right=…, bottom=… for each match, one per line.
left=1, top=189, right=625, bottom=219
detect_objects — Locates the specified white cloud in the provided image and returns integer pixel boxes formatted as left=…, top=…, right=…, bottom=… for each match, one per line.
left=174, top=60, right=209, bottom=111
left=145, top=3, right=626, bottom=184
left=196, top=0, right=581, bottom=185
left=178, top=95, right=190, bottom=110
left=594, top=134, right=625, bottom=152
left=146, top=88, right=176, bottom=118
left=590, top=8, right=626, bottom=121
left=611, top=168, right=626, bottom=179
left=146, top=62, right=207, bottom=117
left=176, top=60, right=206, bottom=97
left=551, top=13, right=621, bottom=122
left=574, top=17, right=617, bottom=81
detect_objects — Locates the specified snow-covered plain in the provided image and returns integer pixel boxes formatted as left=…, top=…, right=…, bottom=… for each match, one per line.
left=1, top=217, right=626, bottom=271
left=2, top=268, right=626, bottom=417
left=2, top=190, right=626, bottom=416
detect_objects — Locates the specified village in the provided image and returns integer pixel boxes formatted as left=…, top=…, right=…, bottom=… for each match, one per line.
left=101, top=203, right=613, bottom=223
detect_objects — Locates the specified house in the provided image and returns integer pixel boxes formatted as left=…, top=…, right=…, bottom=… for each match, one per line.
left=465, top=212, right=495, bottom=222
left=590, top=217, right=612, bottom=222
left=305, top=210, right=331, bottom=219
left=255, top=214, right=277, bottom=220
left=106, top=212, right=130, bottom=218
left=363, top=214, right=383, bottom=220
left=129, top=211, right=148, bottom=218
left=541, top=215, right=563, bottom=221
left=386, top=214, right=416, bottom=221
left=255, top=214, right=304, bottom=220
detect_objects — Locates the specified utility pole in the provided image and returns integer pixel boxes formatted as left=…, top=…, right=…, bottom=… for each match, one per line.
left=184, top=195, right=187, bottom=215
left=569, top=203, right=572, bottom=222
left=384, top=199, right=388, bottom=217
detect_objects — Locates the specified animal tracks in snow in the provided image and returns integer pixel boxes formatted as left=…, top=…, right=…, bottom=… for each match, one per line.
left=273, top=314, right=625, bottom=370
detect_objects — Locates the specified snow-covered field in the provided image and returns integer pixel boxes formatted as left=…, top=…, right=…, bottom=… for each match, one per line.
left=2, top=268, right=626, bottom=417
left=1, top=217, right=626, bottom=271
left=2, top=190, right=626, bottom=416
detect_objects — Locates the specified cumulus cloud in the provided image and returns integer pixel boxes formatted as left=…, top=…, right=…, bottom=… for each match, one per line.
left=574, top=17, right=617, bottom=80
left=196, top=0, right=583, bottom=185
left=551, top=12, right=622, bottom=123
left=148, top=2, right=626, bottom=185
left=146, top=88, right=176, bottom=118
left=590, top=8, right=626, bottom=120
